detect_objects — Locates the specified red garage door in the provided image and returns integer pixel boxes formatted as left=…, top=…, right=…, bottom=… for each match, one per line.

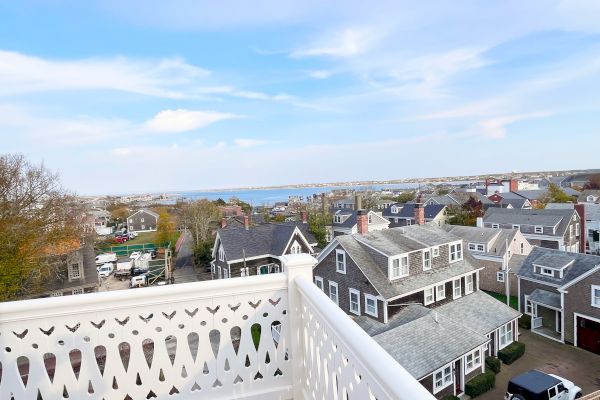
left=577, top=316, right=600, bottom=355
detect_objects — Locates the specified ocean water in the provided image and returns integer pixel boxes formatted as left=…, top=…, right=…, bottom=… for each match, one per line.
left=171, top=183, right=423, bottom=205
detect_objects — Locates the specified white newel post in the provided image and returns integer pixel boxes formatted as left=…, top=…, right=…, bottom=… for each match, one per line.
left=282, top=254, right=317, bottom=400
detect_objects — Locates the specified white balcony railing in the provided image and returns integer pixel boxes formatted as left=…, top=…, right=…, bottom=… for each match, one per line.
left=0, top=254, right=435, bottom=400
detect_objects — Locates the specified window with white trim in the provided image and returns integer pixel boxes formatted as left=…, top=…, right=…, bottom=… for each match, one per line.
left=497, top=271, right=505, bottom=282
left=72, top=288, right=84, bottom=295
left=222, top=268, right=229, bottom=279
left=535, top=226, right=543, bottom=234
left=541, top=268, right=553, bottom=277
left=218, top=245, right=225, bottom=262
left=576, top=223, right=580, bottom=236
left=141, top=218, right=145, bottom=223
left=436, top=283, right=446, bottom=301
left=69, top=263, right=81, bottom=279
left=240, top=267, right=250, bottom=277
left=592, top=285, right=600, bottom=308
left=468, top=243, right=485, bottom=252
left=333, top=215, right=342, bottom=223
left=314, top=276, right=324, bottom=291
left=141, top=224, right=145, bottom=230
left=329, top=281, right=339, bottom=304
left=465, top=349, right=481, bottom=373
left=336, top=249, right=346, bottom=274
left=129, top=219, right=133, bottom=223
left=499, top=322, right=514, bottom=348
left=450, top=243, right=462, bottom=262
left=465, top=274, right=474, bottom=293
left=512, top=224, right=520, bottom=230
left=491, top=223, right=499, bottom=229
left=453, top=278, right=461, bottom=299
left=391, top=255, right=409, bottom=279
left=524, top=294, right=533, bottom=315
left=520, top=242, right=524, bottom=254
left=349, top=289, right=360, bottom=315
left=424, top=287, right=434, bottom=305
left=432, top=246, right=440, bottom=257
left=391, top=206, right=399, bottom=214
left=423, top=250, right=431, bottom=271
left=364, top=295, right=378, bottom=317
left=433, top=364, right=453, bottom=393
left=290, top=240, right=302, bottom=254
left=50, top=291, right=63, bottom=297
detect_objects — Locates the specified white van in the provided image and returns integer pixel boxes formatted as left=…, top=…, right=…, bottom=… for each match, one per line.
left=130, top=275, right=147, bottom=288
left=97, top=263, right=114, bottom=278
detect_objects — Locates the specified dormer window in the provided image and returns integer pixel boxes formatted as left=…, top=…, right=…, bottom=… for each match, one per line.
left=468, top=243, right=485, bottom=252
left=391, top=206, right=398, bottom=214
left=450, top=243, right=462, bottom=262
left=336, top=249, right=346, bottom=274
left=491, top=223, right=499, bottom=229
left=391, top=255, right=409, bottom=279
left=218, top=245, right=225, bottom=262
left=333, top=215, right=342, bottom=223
left=541, top=268, right=553, bottom=277
left=512, top=224, right=520, bottom=231
left=368, top=214, right=372, bottom=223
left=534, top=226, right=543, bottom=234
left=290, top=241, right=301, bottom=254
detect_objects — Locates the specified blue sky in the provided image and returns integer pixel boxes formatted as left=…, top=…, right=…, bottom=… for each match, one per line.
left=1, top=1, right=600, bottom=195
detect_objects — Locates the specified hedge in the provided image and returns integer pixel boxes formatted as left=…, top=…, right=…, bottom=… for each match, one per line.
left=498, top=341, right=526, bottom=365
left=441, top=396, right=460, bottom=400
left=519, top=314, right=531, bottom=330
left=465, top=371, right=496, bottom=398
left=485, top=356, right=501, bottom=374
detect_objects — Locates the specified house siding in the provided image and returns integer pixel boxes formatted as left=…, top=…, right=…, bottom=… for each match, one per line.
left=476, top=258, right=518, bottom=296
left=127, top=210, right=158, bottom=232
left=313, top=244, right=384, bottom=323
left=564, top=273, right=600, bottom=344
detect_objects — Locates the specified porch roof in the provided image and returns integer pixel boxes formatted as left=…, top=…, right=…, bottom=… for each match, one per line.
left=529, top=288, right=561, bottom=309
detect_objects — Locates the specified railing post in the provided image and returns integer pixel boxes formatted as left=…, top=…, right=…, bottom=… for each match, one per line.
left=282, top=254, right=317, bottom=400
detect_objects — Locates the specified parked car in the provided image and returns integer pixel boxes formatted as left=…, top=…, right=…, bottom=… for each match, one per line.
left=115, top=235, right=128, bottom=244
left=128, top=231, right=138, bottom=238
left=97, top=263, right=114, bottom=278
left=95, top=253, right=117, bottom=266
left=146, top=249, right=157, bottom=259
left=130, top=275, right=147, bottom=288
left=129, top=251, right=142, bottom=259
left=505, top=370, right=582, bottom=400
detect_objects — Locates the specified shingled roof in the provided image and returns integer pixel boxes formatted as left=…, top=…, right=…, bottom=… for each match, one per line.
left=483, top=207, right=576, bottom=236
left=382, top=203, right=446, bottom=220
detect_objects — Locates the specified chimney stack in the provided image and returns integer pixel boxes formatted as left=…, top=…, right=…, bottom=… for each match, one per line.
left=414, top=194, right=425, bottom=225
left=244, top=215, right=250, bottom=230
left=357, top=209, right=369, bottom=235
left=300, top=210, right=308, bottom=224
left=574, top=204, right=586, bottom=253
left=355, top=194, right=362, bottom=211
left=220, top=217, right=227, bottom=229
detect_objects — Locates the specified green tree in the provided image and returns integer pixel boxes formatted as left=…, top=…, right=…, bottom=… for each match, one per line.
left=395, top=191, right=416, bottom=204
left=273, top=214, right=286, bottom=222
left=308, top=212, right=331, bottom=248
left=538, top=183, right=574, bottom=207
left=0, top=154, right=83, bottom=300
left=213, top=198, right=226, bottom=206
left=228, top=197, right=252, bottom=214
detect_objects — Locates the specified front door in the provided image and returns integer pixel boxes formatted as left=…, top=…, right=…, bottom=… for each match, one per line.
left=454, top=359, right=462, bottom=394
left=577, top=316, right=600, bottom=354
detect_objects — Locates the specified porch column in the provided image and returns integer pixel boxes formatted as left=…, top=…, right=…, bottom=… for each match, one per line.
left=282, top=254, right=317, bottom=399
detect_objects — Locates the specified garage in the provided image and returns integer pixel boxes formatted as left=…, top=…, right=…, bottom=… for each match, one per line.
left=575, top=314, right=600, bottom=355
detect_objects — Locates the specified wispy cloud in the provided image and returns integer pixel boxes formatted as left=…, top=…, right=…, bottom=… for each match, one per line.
left=290, top=27, right=379, bottom=58
left=477, top=112, right=552, bottom=139
left=234, top=138, right=265, bottom=148
left=144, top=109, right=242, bottom=133
left=307, top=70, right=335, bottom=79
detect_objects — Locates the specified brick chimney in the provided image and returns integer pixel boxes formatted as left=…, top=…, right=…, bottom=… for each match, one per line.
left=244, top=215, right=250, bottom=230
left=300, top=210, right=308, bottom=224
left=414, top=194, right=425, bottom=225
left=357, top=210, right=369, bottom=235
left=220, top=217, right=227, bottom=229
left=575, top=204, right=586, bottom=253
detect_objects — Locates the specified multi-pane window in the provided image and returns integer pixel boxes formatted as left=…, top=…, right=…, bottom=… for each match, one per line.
left=520, top=242, right=525, bottom=254
left=450, top=243, right=462, bottom=262
left=465, top=349, right=481, bottom=373
left=433, top=364, right=453, bottom=393
left=524, top=295, right=533, bottom=315
left=432, top=247, right=440, bottom=257
left=70, top=263, right=80, bottom=279
left=491, top=223, right=499, bottom=229
left=468, top=243, right=485, bottom=252
left=329, top=282, right=339, bottom=304
left=423, top=250, right=431, bottom=271
left=436, top=284, right=446, bottom=300
left=72, top=288, right=84, bottom=295
left=349, top=289, right=360, bottom=315
left=365, top=295, right=378, bottom=317
left=499, top=322, right=513, bottom=348
left=465, top=274, right=474, bottom=293
left=453, top=278, right=461, bottom=298
left=424, top=287, right=434, bottom=305
left=290, top=241, right=302, bottom=254
left=336, top=250, right=346, bottom=273
left=50, top=291, right=63, bottom=297
left=392, top=256, right=409, bottom=279
left=218, top=245, right=225, bottom=261
left=592, top=285, right=600, bottom=308
left=497, top=272, right=505, bottom=282
left=240, top=267, right=250, bottom=277
left=535, top=226, right=543, bottom=234
left=314, top=276, right=324, bottom=291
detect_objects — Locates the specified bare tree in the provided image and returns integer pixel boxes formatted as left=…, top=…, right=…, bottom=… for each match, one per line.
left=0, top=154, right=84, bottom=300
left=182, top=199, right=221, bottom=248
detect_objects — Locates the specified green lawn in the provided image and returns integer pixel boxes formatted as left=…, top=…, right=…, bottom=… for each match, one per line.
left=124, top=231, right=157, bottom=246
left=483, top=290, right=518, bottom=310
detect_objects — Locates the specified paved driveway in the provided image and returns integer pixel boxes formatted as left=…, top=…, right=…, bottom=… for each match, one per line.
left=479, top=329, right=600, bottom=399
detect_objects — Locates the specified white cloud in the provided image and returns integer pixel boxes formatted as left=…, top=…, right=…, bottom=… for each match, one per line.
left=0, top=50, right=211, bottom=99
left=290, top=27, right=379, bottom=58
left=144, top=109, right=242, bottom=133
left=230, top=90, right=294, bottom=101
left=112, top=147, right=132, bottom=156
left=234, top=138, right=265, bottom=148
left=477, top=112, right=552, bottom=139
left=308, top=70, right=335, bottom=79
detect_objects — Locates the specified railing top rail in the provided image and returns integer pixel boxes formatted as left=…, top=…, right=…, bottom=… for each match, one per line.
left=295, top=275, right=436, bottom=400
left=0, top=273, right=287, bottom=323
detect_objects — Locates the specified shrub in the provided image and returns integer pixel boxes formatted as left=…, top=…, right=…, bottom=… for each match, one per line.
left=519, top=314, right=531, bottom=330
left=465, top=371, right=496, bottom=398
left=485, top=356, right=501, bottom=374
left=498, top=341, right=526, bottom=365
left=441, top=396, right=460, bottom=400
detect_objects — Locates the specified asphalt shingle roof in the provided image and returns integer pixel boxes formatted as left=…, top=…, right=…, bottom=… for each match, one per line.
left=516, top=247, right=600, bottom=286
left=443, top=225, right=518, bottom=257
left=529, top=289, right=561, bottom=309
left=382, top=203, right=446, bottom=219
left=483, top=208, right=574, bottom=235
